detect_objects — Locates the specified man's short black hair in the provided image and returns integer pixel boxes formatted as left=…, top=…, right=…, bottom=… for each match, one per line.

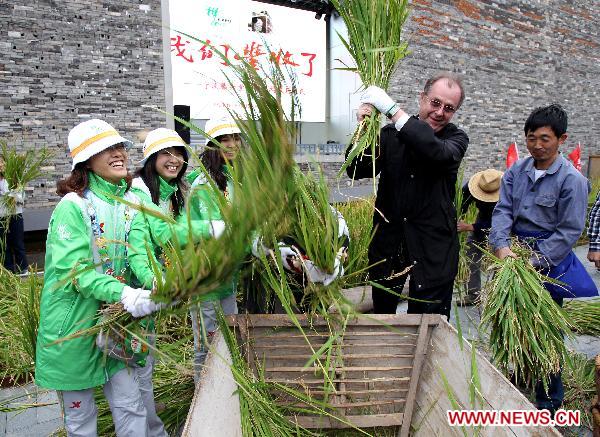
left=524, top=104, right=568, bottom=137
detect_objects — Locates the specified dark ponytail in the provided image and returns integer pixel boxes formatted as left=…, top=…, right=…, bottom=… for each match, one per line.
left=199, top=137, right=228, bottom=192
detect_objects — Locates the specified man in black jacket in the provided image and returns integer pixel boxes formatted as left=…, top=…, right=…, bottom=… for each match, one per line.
left=347, top=73, right=469, bottom=319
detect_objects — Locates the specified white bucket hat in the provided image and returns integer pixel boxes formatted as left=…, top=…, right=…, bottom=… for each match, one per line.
left=141, top=128, right=187, bottom=164
left=68, top=119, right=133, bottom=170
left=204, top=117, right=241, bottom=145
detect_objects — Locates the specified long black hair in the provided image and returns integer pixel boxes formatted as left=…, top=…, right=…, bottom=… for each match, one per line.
left=135, top=147, right=188, bottom=217
left=199, top=135, right=229, bottom=192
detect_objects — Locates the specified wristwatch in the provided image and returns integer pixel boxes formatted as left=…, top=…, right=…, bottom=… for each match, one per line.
left=385, top=103, right=401, bottom=119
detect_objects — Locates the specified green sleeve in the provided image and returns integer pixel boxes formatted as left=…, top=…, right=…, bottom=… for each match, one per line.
left=47, top=200, right=124, bottom=302
left=128, top=209, right=161, bottom=289
left=188, top=183, right=222, bottom=221
left=128, top=204, right=214, bottom=287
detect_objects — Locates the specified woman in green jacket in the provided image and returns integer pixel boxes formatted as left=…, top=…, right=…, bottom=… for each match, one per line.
left=186, top=116, right=240, bottom=382
left=35, top=119, right=163, bottom=436
left=128, top=128, right=221, bottom=289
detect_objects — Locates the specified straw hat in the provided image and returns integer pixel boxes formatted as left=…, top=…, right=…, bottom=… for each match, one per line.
left=467, top=169, right=504, bottom=203
left=204, top=117, right=241, bottom=145
left=68, top=119, right=133, bottom=170
left=141, top=128, right=187, bottom=164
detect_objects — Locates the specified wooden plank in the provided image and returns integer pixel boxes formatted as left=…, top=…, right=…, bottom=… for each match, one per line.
left=412, top=318, right=562, bottom=437
left=265, top=376, right=411, bottom=385
left=264, top=366, right=413, bottom=372
left=264, top=353, right=415, bottom=361
left=289, top=413, right=404, bottom=429
left=281, top=399, right=406, bottom=409
left=399, top=314, right=433, bottom=437
left=182, top=333, right=242, bottom=437
left=253, top=342, right=416, bottom=349
left=250, top=331, right=418, bottom=340
left=229, top=313, right=443, bottom=328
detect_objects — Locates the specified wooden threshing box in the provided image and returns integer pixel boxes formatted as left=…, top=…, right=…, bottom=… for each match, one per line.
left=183, top=313, right=561, bottom=436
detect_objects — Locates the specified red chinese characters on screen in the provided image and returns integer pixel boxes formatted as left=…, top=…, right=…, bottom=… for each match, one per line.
left=170, top=35, right=317, bottom=78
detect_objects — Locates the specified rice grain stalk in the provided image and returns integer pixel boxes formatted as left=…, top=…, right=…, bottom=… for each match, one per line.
left=0, top=266, right=42, bottom=385
left=0, top=141, right=52, bottom=216
left=562, top=352, right=595, bottom=431
left=480, top=244, right=574, bottom=389
left=331, top=0, right=410, bottom=179
left=288, top=169, right=343, bottom=275
left=334, top=198, right=374, bottom=285
left=563, top=298, right=600, bottom=337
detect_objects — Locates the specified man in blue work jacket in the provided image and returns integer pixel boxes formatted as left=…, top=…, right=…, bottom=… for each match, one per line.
left=489, top=103, right=597, bottom=415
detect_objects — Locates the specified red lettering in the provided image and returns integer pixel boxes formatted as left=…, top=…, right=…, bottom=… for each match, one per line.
left=300, top=52, right=317, bottom=77
left=170, top=35, right=194, bottom=63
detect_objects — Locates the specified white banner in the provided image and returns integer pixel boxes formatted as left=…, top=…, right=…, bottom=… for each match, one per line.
left=169, top=0, right=326, bottom=122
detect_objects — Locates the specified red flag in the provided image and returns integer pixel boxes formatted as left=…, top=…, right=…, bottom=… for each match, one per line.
left=568, top=143, right=582, bottom=172
left=506, top=142, right=519, bottom=169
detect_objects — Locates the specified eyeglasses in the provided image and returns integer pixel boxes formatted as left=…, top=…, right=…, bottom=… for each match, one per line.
left=422, top=95, right=457, bottom=114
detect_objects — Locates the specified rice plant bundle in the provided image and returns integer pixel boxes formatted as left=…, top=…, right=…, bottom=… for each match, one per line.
left=0, top=266, right=42, bottom=385
left=480, top=247, right=574, bottom=388
left=0, top=141, right=52, bottom=215
left=455, top=203, right=478, bottom=298
left=562, top=352, right=595, bottom=430
left=564, top=298, right=600, bottom=337
left=334, top=198, right=374, bottom=285
left=289, top=170, right=343, bottom=275
left=332, top=0, right=410, bottom=176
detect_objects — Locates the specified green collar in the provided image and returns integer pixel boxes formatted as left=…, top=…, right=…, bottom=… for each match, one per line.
left=158, top=176, right=178, bottom=201
left=88, top=172, right=128, bottom=204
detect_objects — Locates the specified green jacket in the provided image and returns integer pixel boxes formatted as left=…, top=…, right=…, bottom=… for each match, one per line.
left=187, top=169, right=238, bottom=301
left=128, top=176, right=214, bottom=288
left=35, top=174, right=137, bottom=391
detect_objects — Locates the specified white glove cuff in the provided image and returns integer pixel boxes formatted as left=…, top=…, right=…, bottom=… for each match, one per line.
left=394, top=113, right=411, bottom=131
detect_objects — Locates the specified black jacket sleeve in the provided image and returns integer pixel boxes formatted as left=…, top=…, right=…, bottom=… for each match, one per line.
left=397, top=117, right=468, bottom=164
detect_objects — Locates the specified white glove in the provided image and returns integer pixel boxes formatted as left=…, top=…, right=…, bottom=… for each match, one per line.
left=304, top=258, right=344, bottom=286
left=330, top=206, right=350, bottom=240
left=251, top=236, right=271, bottom=258
left=360, top=85, right=395, bottom=115
left=278, top=243, right=302, bottom=273
left=120, top=286, right=163, bottom=318
left=209, top=220, right=226, bottom=238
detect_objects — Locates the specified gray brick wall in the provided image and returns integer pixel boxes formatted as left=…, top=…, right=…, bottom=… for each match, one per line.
left=0, top=0, right=165, bottom=209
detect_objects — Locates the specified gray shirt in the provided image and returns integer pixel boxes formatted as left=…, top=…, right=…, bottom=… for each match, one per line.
left=489, top=154, right=589, bottom=266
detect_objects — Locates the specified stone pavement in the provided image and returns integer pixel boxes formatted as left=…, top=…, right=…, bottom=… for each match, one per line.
left=0, top=384, right=61, bottom=436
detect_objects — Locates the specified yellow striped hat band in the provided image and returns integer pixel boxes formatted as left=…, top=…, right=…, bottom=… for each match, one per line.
left=70, top=130, right=120, bottom=158
left=144, top=136, right=186, bottom=158
left=206, top=123, right=237, bottom=137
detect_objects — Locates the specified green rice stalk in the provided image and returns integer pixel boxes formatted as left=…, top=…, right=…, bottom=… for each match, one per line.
left=334, top=198, right=375, bottom=286
left=288, top=169, right=343, bottom=274
left=562, top=352, right=595, bottom=431
left=331, top=0, right=410, bottom=178
left=453, top=167, right=479, bottom=301
left=480, top=243, right=574, bottom=389
left=0, top=141, right=52, bottom=217
left=0, top=266, right=43, bottom=385
left=563, top=298, right=600, bottom=337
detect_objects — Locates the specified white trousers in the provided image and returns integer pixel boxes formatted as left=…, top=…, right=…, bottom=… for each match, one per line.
left=59, top=357, right=167, bottom=437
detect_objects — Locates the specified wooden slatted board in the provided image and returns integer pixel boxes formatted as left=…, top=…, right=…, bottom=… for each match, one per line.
left=227, top=314, right=442, bottom=436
